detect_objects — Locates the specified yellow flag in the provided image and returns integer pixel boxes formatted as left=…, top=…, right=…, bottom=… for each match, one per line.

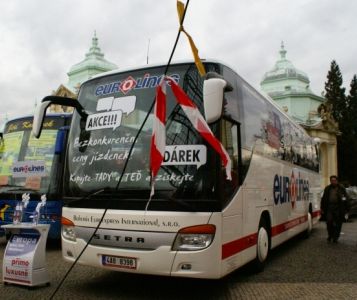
left=182, top=30, right=206, bottom=77
left=176, top=0, right=206, bottom=77
left=177, top=0, right=185, bottom=24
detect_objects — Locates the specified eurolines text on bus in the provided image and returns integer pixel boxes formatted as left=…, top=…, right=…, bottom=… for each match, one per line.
left=273, top=172, right=309, bottom=205
left=95, top=73, right=180, bottom=96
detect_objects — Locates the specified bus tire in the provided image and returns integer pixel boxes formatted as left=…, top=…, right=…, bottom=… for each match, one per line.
left=302, top=212, right=313, bottom=239
left=252, top=218, right=270, bottom=272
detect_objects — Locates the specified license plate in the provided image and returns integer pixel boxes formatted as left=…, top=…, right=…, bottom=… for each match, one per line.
left=102, top=255, right=137, bottom=270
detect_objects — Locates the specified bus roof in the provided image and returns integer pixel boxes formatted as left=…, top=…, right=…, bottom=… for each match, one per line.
left=88, top=59, right=234, bottom=81
left=5, top=112, right=72, bottom=124
left=82, top=59, right=311, bottom=139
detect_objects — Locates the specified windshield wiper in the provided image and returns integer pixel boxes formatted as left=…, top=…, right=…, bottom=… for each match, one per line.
left=65, top=188, right=107, bottom=205
left=167, top=196, right=197, bottom=212
left=7, top=187, right=41, bottom=193
left=65, top=188, right=197, bottom=211
left=0, top=184, right=28, bottom=192
left=0, top=184, right=23, bottom=188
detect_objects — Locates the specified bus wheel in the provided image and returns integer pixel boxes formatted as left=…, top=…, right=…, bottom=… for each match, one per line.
left=252, top=218, right=270, bottom=272
left=302, top=212, right=313, bottom=239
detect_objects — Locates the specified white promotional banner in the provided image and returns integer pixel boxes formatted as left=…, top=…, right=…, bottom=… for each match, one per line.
left=162, top=145, right=207, bottom=168
left=3, top=233, right=39, bottom=284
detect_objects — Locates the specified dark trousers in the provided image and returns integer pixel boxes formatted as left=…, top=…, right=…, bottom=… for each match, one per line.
left=326, top=210, right=343, bottom=241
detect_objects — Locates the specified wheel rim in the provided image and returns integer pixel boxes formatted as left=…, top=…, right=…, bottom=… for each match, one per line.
left=257, top=227, right=269, bottom=262
left=307, top=212, right=312, bottom=233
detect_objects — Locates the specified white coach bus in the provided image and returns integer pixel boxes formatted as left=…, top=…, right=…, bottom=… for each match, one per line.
left=33, top=60, right=321, bottom=279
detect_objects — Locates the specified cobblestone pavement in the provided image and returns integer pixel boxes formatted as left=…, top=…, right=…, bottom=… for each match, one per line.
left=1, top=220, right=357, bottom=300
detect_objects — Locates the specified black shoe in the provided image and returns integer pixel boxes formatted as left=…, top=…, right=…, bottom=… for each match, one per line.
left=327, top=237, right=332, bottom=242
left=333, top=239, right=338, bottom=243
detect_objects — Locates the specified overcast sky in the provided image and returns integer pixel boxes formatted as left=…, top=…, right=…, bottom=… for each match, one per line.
left=0, top=0, right=356, bottom=123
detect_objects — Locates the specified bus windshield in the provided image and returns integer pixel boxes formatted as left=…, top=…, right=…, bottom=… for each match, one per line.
left=0, top=116, right=66, bottom=195
left=66, top=63, right=225, bottom=210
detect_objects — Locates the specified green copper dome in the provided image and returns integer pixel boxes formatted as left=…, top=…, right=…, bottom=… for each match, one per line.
left=260, top=42, right=324, bottom=125
left=67, top=32, right=118, bottom=91
left=261, top=42, right=311, bottom=96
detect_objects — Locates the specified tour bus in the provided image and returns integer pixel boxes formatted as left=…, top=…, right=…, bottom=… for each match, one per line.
left=0, top=113, right=71, bottom=239
left=33, top=60, right=321, bottom=278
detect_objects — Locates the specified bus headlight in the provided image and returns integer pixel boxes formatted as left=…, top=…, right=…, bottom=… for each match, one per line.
left=61, top=217, right=76, bottom=242
left=172, top=224, right=216, bottom=251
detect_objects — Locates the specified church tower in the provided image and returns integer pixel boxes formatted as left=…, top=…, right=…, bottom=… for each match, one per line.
left=51, top=32, right=118, bottom=110
left=67, top=31, right=118, bottom=92
left=260, top=42, right=324, bottom=125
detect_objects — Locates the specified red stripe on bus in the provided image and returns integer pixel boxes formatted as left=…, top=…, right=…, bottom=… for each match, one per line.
left=271, top=215, right=308, bottom=237
left=222, top=215, right=308, bottom=260
left=312, top=210, right=321, bottom=218
left=221, top=233, right=257, bottom=259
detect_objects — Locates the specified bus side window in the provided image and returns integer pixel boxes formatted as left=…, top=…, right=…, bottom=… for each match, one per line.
left=222, top=67, right=240, bottom=123
left=221, top=119, right=240, bottom=201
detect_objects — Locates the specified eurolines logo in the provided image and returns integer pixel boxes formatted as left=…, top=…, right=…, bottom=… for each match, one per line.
left=85, top=95, right=136, bottom=131
left=12, top=161, right=46, bottom=178
left=273, top=171, right=309, bottom=208
left=95, top=73, right=180, bottom=97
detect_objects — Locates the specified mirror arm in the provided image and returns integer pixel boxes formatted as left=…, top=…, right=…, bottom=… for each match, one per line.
left=205, top=72, right=233, bottom=92
left=41, top=96, right=87, bottom=119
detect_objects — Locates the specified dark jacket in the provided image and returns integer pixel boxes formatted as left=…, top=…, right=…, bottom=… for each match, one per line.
left=321, top=184, right=348, bottom=219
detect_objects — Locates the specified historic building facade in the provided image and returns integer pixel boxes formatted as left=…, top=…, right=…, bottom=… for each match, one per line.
left=50, top=32, right=118, bottom=112
left=260, top=43, right=339, bottom=187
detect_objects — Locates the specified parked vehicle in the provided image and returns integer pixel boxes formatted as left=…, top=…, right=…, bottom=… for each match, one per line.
left=33, top=61, right=321, bottom=278
left=346, top=186, right=357, bottom=219
left=0, top=113, right=71, bottom=239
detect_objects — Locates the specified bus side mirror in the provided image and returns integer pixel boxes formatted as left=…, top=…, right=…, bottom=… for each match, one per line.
left=33, top=101, right=51, bottom=138
left=32, top=96, right=87, bottom=138
left=203, top=78, right=228, bottom=123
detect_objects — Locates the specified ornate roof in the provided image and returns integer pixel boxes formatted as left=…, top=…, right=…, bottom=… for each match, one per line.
left=261, top=42, right=312, bottom=95
left=67, top=32, right=118, bottom=91
left=260, top=42, right=325, bottom=127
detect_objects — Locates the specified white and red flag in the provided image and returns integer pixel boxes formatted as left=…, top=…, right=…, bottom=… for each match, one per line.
left=150, top=76, right=231, bottom=197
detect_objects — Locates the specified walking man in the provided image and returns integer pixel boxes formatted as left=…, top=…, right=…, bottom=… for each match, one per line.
left=321, top=175, right=348, bottom=243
